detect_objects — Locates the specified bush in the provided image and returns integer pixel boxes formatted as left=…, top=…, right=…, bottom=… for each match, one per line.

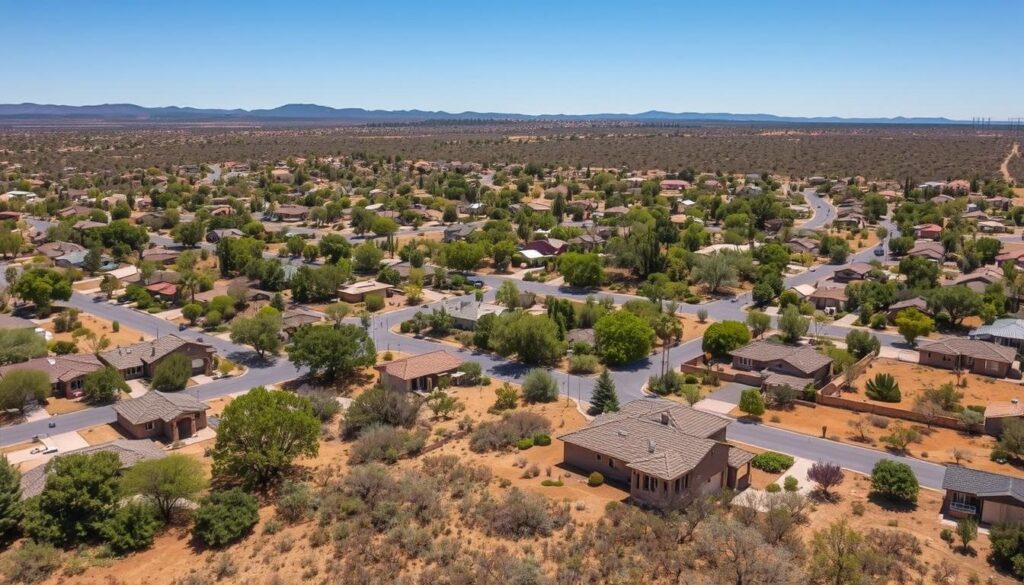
left=647, top=370, right=683, bottom=396
left=865, top=373, right=901, bottom=402
left=765, top=483, right=782, bottom=493
left=306, top=390, right=341, bottom=422
left=192, top=489, right=260, bottom=548
left=521, top=369, right=558, bottom=403
left=751, top=452, right=795, bottom=473
left=851, top=501, right=865, bottom=516
left=532, top=433, right=551, bottom=446
left=150, top=353, right=192, bottom=392
left=701, top=321, right=751, bottom=357
left=479, top=488, right=554, bottom=539
left=470, top=411, right=551, bottom=453
left=870, top=459, right=919, bottom=504
left=100, top=503, right=163, bottom=554
left=567, top=354, right=600, bottom=374
left=365, top=293, right=385, bottom=312
left=540, top=480, right=564, bottom=487
left=587, top=472, right=604, bottom=487
left=349, top=425, right=426, bottom=464
left=341, top=386, right=422, bottom=439
left=0, top=541, right=61, bottom=584
left=275, top=481, right=312, bottom=523
left=683, top=374, right=699, bottom=384
left=783, top=476, right=799, bottom=492
left=738, top=388, right=765, bottom=417
left=112, top=321, right=120, bottom=332
left=517, top=437, right=534, bottom=450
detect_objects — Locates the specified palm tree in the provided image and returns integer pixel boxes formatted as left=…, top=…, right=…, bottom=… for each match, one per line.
left=655, top=306, right=684, bottom=377
left=177, top=271, right=200, bottom=304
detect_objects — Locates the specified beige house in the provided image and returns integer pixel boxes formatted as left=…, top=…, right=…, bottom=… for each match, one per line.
left=113, top=391, right=209, bottom=442
left=375, top=350, right=463, bottom=392
left=19, top=439, right=166, bottom=499
left=559, top=399, right=753, bottom=509
left=338, top=280, right=392, bottom=303
left=916, top=338, right=1015, bottom=378
left=99, top=335, right=215, bottom=380
left=0, top=354, right=104, bottom=398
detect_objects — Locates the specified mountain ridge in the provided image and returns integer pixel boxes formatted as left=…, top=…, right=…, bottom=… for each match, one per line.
left=0, top=102, right=972, bottom=125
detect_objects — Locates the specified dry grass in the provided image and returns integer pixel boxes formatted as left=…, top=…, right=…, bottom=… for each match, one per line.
left=854, top=358, right=1024, bottom=409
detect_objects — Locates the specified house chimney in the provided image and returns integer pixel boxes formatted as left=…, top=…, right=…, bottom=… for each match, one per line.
left=648, top=439, right=655, bottom=453
left=661, top=412, right=669, bottom=425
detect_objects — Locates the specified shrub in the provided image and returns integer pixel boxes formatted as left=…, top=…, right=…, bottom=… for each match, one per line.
left=540, top=480, right=563, bottom=487
left=192, top=489, right=260, bottom=548
left=567, top=353, right=600, bottom=374
left=365, top=293, right=384, bottom=312
left=516, top=438, right=534, bottom=450
left=306, top=390, right=341, bottom=422
left=751, top=452, right=795, bottom=473
left=587, top=472, right=604, bottom=487
left=275, top=481, right=312, bottom=523
left=865, top=373, right=901, bottom=402
left=765, top=483, right=781, bottom=493
left=479, top=488, right=554, bottom=539
left=490, top=383, right=519, bottom=413
left=470, top=411, right=551, bottom=453
left=683, top=374, right=699, bottom=384
left=349, top=425, right=426, bottom=464
left=151, top=353, right=192, bottom=392
left=870, top=459, right=919, bottom=504
left=100, top=503, right=163, bottom=554
left=521, top=368, right=558, bottom=403
left=783, top=476, right=799, bottom=492
left=738, top=388, right=765, bottom=417
left=112, top=321, right=120, bottom=332
left=0, top=541, right=61, bottom=584
left=647, top=370, right=683, bottom=396
left=701, top=320, right=751, bottom=357
left=341, top=386, right=422, bottom=439
left=532, top=434, right=551, bottom=446
left=851, top=501, right=865, bottom=516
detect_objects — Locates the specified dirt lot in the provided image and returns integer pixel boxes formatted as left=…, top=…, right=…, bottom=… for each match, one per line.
left=79, top=423, right=128, bottom=446
left=42, top=397, right=91, bottom=416
left=42, top=312, right=149, bottom=347
left=739, top=401, right=1015, bottom=476
left=854, top=358, right=1024, bottom=409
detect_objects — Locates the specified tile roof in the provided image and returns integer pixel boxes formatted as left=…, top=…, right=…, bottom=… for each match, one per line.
left=728, top=446, right=755, bottom=468
left=889, top=297, right=930, bottom=314
left=100, top=334, right=213, bottom=371
left=971, top=319, right=1024, bottom=343
left=113, top=391, right=208, bottom=425
left=730, top=341, right=833, bottom=375
left=810, top=287, right=848, bottom=301
left=917, top=338, right=1016, bottom=363
left=0, top=354, right=104, bottom=385
left=985, top=401, right=1024, bottom=419
left=559, top=399, right=735, bottom=481
left=942, top=465, right=1024, bottom=504
left=377, top=350, right=463, bottom=381
left=19, top=439, right=166, bottom=499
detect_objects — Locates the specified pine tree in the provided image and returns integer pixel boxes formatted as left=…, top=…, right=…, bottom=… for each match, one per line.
left=0, top=455, right=22, bottom=540
left=590, top=369, right=619, bottom=415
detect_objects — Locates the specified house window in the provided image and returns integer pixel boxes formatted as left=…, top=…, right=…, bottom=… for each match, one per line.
left=737, top=357, right=752, bottom=367
left=596, top=454, right=601, bottom=461
left=951, top=492, right=979, bottom=515
left=144, top=422, right=154, bottom=430
left=608, top=458, right=614, bottom=469
left=987, top=360, right=1000, bottom=373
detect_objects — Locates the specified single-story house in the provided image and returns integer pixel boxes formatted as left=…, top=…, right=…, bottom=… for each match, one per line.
left=36, top=241, right=85, bottom=260
left=568, top=234, right=605, bottom=251
left=99, top=335, right=216, bottom=380
left=730, top=340, right=833, bottom=387
left=206, top=228, right=243, bottom=243
left=281, top=309, right=322, bottom=334
left=19, top=439, right=166, bottom=499
left=787, top=237, right=820, bottom=256
left=144, top=281, right=178, bottom=301
left=559, top=399, right=753, bottom=509
left=337, top=280, right=392, bottom=303
left=984, top=400, right=1024, bottom=436
left=113, top=391, right=209, bottom=442
left=660, top=179, right=690, bottom=191
left=443, top=224, right=476, bottom=242
left=917, top=338, right=1016, bottom=378
left=908, top=241, right=945, bottom=262
left=978, top=220, right=1008, bottom=234
left=887, top=297, right=931, bottom=320
left=446, top=299, right=505, bottom=330
left=970, top=318, right=1024, bottom=349
left=942, top=465, right=1024, bottom=525
left=56, top=204, right=94, bottom=218
left=273, top=204, right=310, bottom=222
left=809, top=286, right=848, bottom=312
left=375, top=350, right=463, bottom=392
left=141, top=247, right=181, bottom=265
left=832, top=262, right=874, bottom=283
left=914, top=224, right=943, bottom=240
left=602, top=205, right=630, bottom=217
left=522, top=238, right=567, bottom=257
left=833, top=213, right=864, bottom=229
left=0, top=354, right=105, bottom=398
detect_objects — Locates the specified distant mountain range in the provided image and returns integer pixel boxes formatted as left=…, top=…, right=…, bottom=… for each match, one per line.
left=0, top=102, right=973, bottom=125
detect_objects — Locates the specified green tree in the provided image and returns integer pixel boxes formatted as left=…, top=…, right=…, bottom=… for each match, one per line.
left=895, top=308, right=933, bottom=346
left=181, top=303, right=203, bottom=325
left=522, top=369, right=558, bottom=403
left=777, top=304, right=809, bottom=343
left=173, top=221, right=205, bottom=247
left=99, top=274, right=120, bottom=299
left=558, top=252, right=603, bottom=288
left=99, top=503, right=163, bottom=554
left=589, top=369, right=619, bottom=415
left=150, top=353, right=192, bottom=392
left=0, top=329, right=48, bottom=365
left=955, top=516, right=977, bottom=553
left=489, top=312, right=564, bottom=365
left=211, top=387, right=320, bottom=486
left=869, top=459, right=919, bottom=504
left=809, top=520, right=865, bottom=585
left=286, top=324, right=376, bottom=381
left=0, top=456, right=21, bottom=540
left=739, top=388, right=765, bottom=417
left=82, top=367, right=129, bottom=403
left=318, top=233, right=352, bottom=263
left=495, top=280, right=520, bottom=308
left=192, top=489, right=259, bottom=548
left=746, top=310, right=771, bottom=339
left=229, top=307, right=283, bottom=358
left=121, top=454, right=208, bottom=522
left=0, top=369, right=50, bottom=414
left=927, top=286, right=982, bottom=326
left=10, top=268, right=72, bottom=314
left=352, top=241, right=384, bottom=273
left=442, top=241, right=486, bottom=272
left=693, top=253, right=737, bottom=294
left=845, top=329, right=880, bottom=359
left=702, top=321, right=751, bottom=357
left=23, top=452, right=121, bottom=546
left=594, top=310, right=655, bottom=365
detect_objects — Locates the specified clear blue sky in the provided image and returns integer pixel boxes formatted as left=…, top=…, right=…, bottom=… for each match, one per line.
left=7, top=0, right=1022, bottom=118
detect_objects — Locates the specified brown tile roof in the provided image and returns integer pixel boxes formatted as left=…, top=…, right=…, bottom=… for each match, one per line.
left=100, top=334, right=213, bottom=371
left=730, top=341, right=833, bottom=375
left=377, top=350, right=463, bottom=381
left=985, top=401, right=1024, bottom=419
left=810, top=287, right=848, bottom=301
left=917, top=338, right=1016, bottom=364
left=113, top=391, right=208, bottom=426
left=0, top=354, right=104, bottom=385
left=558, top=399, right=735, bottom=481
left=19, top=439, right=166, bottom=499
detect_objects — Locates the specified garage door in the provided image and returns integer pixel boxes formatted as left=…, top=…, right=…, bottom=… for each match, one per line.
left=982, top=502, right=1024, bottom=525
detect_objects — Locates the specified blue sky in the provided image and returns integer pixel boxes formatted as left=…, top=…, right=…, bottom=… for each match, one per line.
left=6, top=0, right=1022, bottom=118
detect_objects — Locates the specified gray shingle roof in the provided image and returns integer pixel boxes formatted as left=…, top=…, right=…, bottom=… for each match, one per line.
left=0, top=354, right=104, bottom=385
left=730, top=341, right=833, bottom=375
left=971, top=319, right=1024, bottom=343
left=559, top=399, right=736, bottom=481
left=113, top=391, right=208, bottom=425
left=917, top=338, right=1016, bottom=364
left=19, top=439, right=166, bottom=499
left=100, top=334, right=212, bottom=371
left=942, top=465, right=1024, bottom=504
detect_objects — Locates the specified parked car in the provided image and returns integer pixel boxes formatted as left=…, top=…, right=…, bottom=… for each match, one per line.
left=873, top=247, right=885, bottom=256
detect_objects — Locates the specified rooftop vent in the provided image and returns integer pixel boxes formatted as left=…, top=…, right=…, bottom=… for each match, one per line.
left=617, top=430, right=628, bottom=437
left=648, top=439, right=656, bottom=453
left=660, top=412, right=670, bottom=425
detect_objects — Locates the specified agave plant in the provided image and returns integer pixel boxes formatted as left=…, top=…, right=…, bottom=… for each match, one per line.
left=865, top=372, right=901, bottom=402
